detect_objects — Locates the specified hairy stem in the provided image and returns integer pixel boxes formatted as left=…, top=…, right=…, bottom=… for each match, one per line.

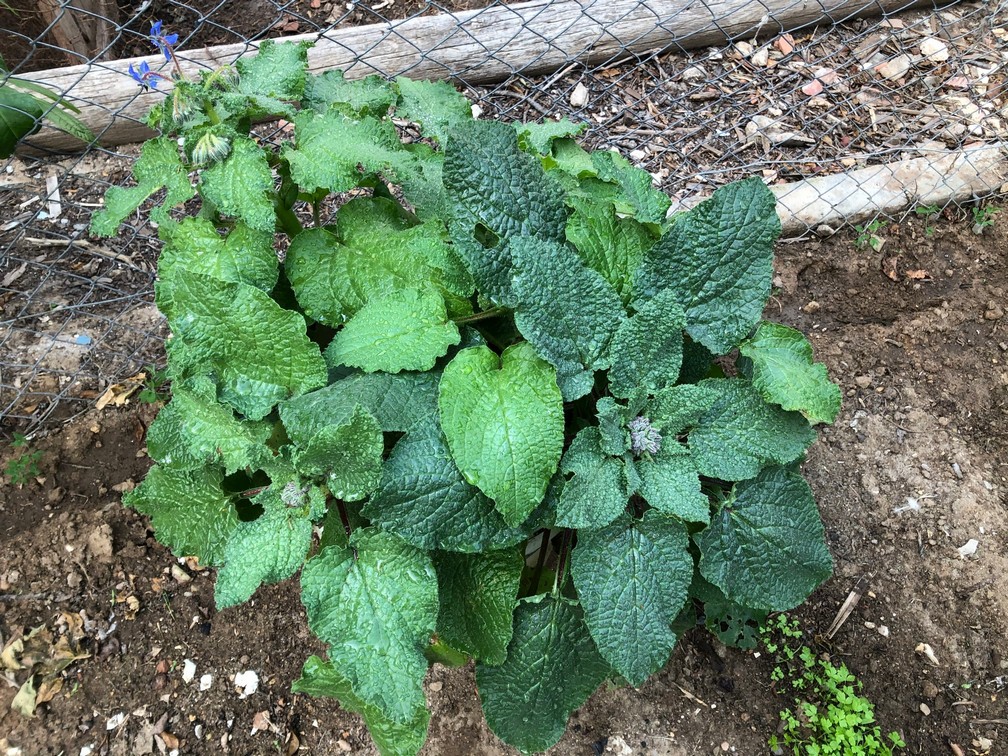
left=529, top=528, right=549, bottom=595
left=452, top=306, right=509, bottom=325
left=337, top=501, right=357, bottom=559
left=553, top=528, right=573, bottom=596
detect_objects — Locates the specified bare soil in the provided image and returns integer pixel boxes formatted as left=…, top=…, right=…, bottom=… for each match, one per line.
left=1, top=210, right=1005, bottom=755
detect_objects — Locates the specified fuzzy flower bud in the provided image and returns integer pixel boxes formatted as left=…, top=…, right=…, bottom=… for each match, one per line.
left=281, top=481, right=307, bottom=508
left=627, top=415, right=662, bottom=456
left=190, top=131, right=231, bottom=165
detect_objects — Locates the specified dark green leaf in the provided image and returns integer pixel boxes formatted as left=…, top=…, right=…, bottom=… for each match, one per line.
left=292, top=405, right=383, bottom=501
left=608, top=288, right=685, bottom=398
left=554, top=427, right=628, bottom=529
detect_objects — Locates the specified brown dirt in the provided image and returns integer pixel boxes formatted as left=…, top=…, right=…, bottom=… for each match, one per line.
left=1, top=210, right=1006, bottom=756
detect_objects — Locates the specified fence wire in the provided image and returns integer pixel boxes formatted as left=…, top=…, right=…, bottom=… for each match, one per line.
left=2, top=0, right=1006, bottom=430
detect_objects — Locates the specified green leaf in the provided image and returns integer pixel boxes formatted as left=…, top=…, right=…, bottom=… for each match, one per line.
left=444, top=119, right=567, bottom=303
left=684, top=379, right=816, bottom=481
left=635, top=177, right=781, bottom=354
left=294, top=656, right=430, bottom=756
left=438, top=343, right=564, bottom=527
left=215, top=484, right=314, bottom=609
left=281, top=370, right=439, bottom=439
left=301, top=529, right=439, bottom=723
left=477, top=595, right=609, bottom=753
left=199, top=136, right=276, bottom=233
left=564, top=197, right=654, bottom=306
left=608, top=288, right=685, bottom=398
left=634, top=441, right=710, bottom=524
left=738, top=321, right=842, bottom=425
left=283, top=108, right=408, bottom=194
left=434, top=549, right=523, bottom=665
left=554, top=427, right=628, bottom=529
left=157, top=272, right=327, bottom=421
left=0, top=88, right=44, bottom=158
left=158, top=217, right=278, bottom=293
left=514, top=118, right=586, bottom=155
left=146, top=385, right=271, bottom=473
left=696, top=466, right=832, bottom=612
left=511, top=236, right=625, bottom=401
left=589, top=150, right=670, bottom=227
left=571, top=512, right=693, bottom=686
left=363, top=419, right=530, bottom=552
left=394, top=77, right=471, bottom=144
left=304, top=70, right=396, bottom=115
left=124, top=465, right=237, bottom=566
left=90, top=137, right=195, bottom=236
left=690, top=575, right=767, bottom=649
left=293, top=405, right=383, bottom=501
left=238, top=39, right=312, bottom=102
left=326, top=287, right=460, bottom=373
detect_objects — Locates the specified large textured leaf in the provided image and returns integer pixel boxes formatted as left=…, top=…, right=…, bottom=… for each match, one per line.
left=589, top=150, right=670, bottom=227
left=326, top=287, right=460, bottom=373
left=158, top=218, right=277, bottom=293
left=572, top=512, right=693, bottom=686
left=363, top=419, right=529, bottom=552
left=477, top=595, right=609, bottom=753
left=438, top=343, right=564, bottom=526
left=691, top=575, right=767, bottom=650
left=281, top=371, right=439, bottom=440
left=444, top=119, right=567, bottom=303
left=685, top=379, right=816, bottom=481
left=434, top=550, right=523, bottom=665
left=608, top=287, right=685, bottom=398
left=738, top=321, right=842, bottom=425
left=199, top=136, right=276, bottom=233
left=634, top=441, right=710, bottom=524
left=635, top=178, right=780, bottom=354
left=394, top=77, right=471, bottom=145
left=554, top=427, right=628, bottom=529
left=292, top=405, right=383, bottom=501
left=515, top=118, right=586, bottom=156
left=90, top=138, right=194, bottom=236
left=215, top=485, right=314, bottom=609
left=301, top=529, right=438, bottom=723
left=511, top=236, right=625, bottom=401
left=294, top=656, right=430, bottom=756
left=696, top=466, right=832, bottom=612
left=304, top=70, right=396, bottom=115
left=0, top=88, right=43, bottom=158
left=124, top=465, right=237, bottom=566
left=237, top=39, right=311, bottom=102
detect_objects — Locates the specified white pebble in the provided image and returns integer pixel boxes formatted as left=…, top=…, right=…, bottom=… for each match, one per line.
left=569, top=82, right=589, bottom=108
left=182, top=659, right=197, bottom=684
left=199, top=673, right=213, bottom=691
left=234, top=670, right=259, bottom=698
left=957, top=539, right=979, bottom=559
left=106, top=712, right=126, bottom=730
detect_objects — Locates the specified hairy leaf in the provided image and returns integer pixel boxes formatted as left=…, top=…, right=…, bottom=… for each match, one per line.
left=696, top=466, right=832, bottom=612
left=158, top=218, right=277, bottom=293
left=394, top=77, right=471, bottom=145
left=0, top=88, right=43, bottom=158
left=515, top=118, right=586, bottom=155
left=608, top=288, right=685, bottom=398
left=477, top=595, right=609, bottom=753
left=199, top=136, right=276, bottom=233
left=301, top=529, right=438, bottom=723
left=634, top=441, right=710, bottom=524
left=236, top=39, right=312, bottom=116
left=293, top=405, right=383, bottom=501
left=589, top=150, right=670, bottom=227
left=572, top=512, right=692, bottom=686
left=438, top=343, right=564, bottom=526
left=304, top=70, right=396, bottom=115
left=635, top=177, right=780, bottom=354
left=554, top=427, right=628, bottom=529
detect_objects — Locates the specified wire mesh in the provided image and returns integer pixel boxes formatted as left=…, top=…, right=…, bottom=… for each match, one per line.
left=2, top=0, right=1006, bottom=430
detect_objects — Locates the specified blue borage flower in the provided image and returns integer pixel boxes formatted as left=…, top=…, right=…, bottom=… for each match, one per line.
left=149, top=20, right=179, bottom=62
left=128, top=60, right=164, bottom=91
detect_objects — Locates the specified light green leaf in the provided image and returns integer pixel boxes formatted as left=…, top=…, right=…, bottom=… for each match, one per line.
left=572, top=512, right=692, bottom=686
left=283, top=108, right=409, bottom=194
left=554, top=427, right=628, bottom=529
left=511, top=236, right=625, bottom=401
left=294, top=655, right=430, bottom=756
left=477, top=595, right=609, bottom=754
left=326, top=287, right=460, bottom=373
left=696, top=466, right=832, bottom=612
left=565, top=197, right=655, bottom=306
left=634, top=441, right=710, bottom=524
left=236, top=39, right=312, bottom=115
left=363, top=419, right=530, bottom=552
left=158, top=218, right=277, bottom=293
left=608, top=288, right=685, bottom=398
left=301, top=529, right=439, bottom=723
left=685, top=379, right=816, bottom=481
left=394, top=77, right=471, bottom=145
left=215, top=485, right=313, bottom=609
left=90, top=137, right=195, bottom=236
left=281, top=370, right=439, bottom=439
left=738, top=321, right=842, bottom=425
left=589, top=150, right=670, bottom=226
left=0, top=88, right=44, bottom=158
left=146, top=386, right=271, bottom=473
left=157, top=271, right=327, bottom=421
left=124, top=465, right=237, bottom=566
left=198, top=136, right=276, bottom=233
left=304, top=70, right=396, bottom=115
left=434, top=549, right=523, bottom=665
left=438, top=343, right=564, bottom=527
left=514, top=118, right=586, bottom=155
left=292, top=405, right=383, bottom=501
left=635, top=177, right=781, bottom=354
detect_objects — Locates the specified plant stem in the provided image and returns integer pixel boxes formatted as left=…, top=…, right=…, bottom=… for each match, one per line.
left=452, top=306, right=509, bottom=325
left=312, top=201, right=321, bottom=227
left=553, top=528, right=573, bottom=596
left=337, top=501, right=357, bottom=559
left=274, top=202, right=303, bottom=237
left=529, top=529, right=549, bottom=595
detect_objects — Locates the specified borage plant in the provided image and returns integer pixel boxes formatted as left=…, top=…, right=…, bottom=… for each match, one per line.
left=93, top=32, right=843, bottom=755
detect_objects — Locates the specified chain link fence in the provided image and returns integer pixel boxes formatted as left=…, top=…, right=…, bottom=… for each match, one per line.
left=2, top=0, right=1006, bottom=430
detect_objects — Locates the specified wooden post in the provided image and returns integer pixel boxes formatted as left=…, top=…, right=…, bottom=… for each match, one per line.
left=18, top=0, right=949, bottom=152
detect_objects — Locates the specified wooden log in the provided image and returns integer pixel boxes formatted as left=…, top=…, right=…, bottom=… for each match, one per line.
left=772, top=144, right=1007, bottom=236
left=18, top=0, right=949, bottom=153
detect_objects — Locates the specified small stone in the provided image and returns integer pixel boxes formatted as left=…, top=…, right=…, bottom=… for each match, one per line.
left=182, top=659, right=197, bottom=684
left=919, top=702, right=931, bottom=716
left=855, top=375, right=872, bottom=388
left=429, top=681, right=443, bottom=692
left=922, top=680, right=939, bottom=699
left=569, top=82, right=589, bottom=108
left=681, top=65, right=706, bottom=81
left=876, top=54, right=912, bottom=81
left=337, top=739, right=352, bottom=752
left=720, top=742, right=730, bottom=752
left=234, top=670, right=259, bottom=699
left=984, top=303, right=1004, bottom=320
left=171, top=564, right=191, bottom=584
left=199, top=674, right=213, bottom=691
left=802, top=300, right=821, bottom=314
left=920, top=37, right=950, bottom=63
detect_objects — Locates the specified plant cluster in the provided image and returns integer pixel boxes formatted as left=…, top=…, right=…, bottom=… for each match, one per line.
left=93, top=32, right=842, bottom=755
left=763, top=615, right=905, bottom=756
left=4, top=433, right=42, bottom=486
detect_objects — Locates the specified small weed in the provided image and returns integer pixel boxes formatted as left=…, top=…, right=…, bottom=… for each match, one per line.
left=763, top=614, right=905, bottom=755
left=854, top=219, right=886, bottom=252
left=5, top=433, right=43, bottom=485
left=138, top=365, right=170, bottom=404
left=914, top=204, right=940, bottom=237
left=971, top=205, right=999, bottom=234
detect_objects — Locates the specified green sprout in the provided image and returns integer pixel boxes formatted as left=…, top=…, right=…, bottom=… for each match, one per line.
left=854, top=219, right=886, bottom=252
left=5, top=433, right=43, bottom=485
